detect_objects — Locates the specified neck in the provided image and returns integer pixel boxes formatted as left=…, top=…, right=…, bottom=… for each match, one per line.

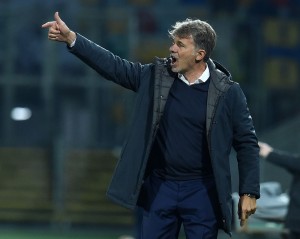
left=183, top=63, right=207, bottom=84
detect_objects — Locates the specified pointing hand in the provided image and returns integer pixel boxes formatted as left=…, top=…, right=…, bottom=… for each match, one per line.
left=42, top=12, right=76, bottom=45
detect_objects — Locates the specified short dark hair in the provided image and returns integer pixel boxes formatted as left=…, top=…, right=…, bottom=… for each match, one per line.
left=169, top=19, right=216, bottom=62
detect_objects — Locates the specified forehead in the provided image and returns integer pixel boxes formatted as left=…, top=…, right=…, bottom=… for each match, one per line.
left=173, top=35, right=195, bottom=45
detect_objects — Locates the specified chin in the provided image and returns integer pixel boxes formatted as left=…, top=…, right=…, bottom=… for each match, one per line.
left=170, top=66, right=179, bottom=73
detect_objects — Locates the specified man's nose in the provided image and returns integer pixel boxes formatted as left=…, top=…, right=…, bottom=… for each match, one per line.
left=169, top=44, right=176, bottom=52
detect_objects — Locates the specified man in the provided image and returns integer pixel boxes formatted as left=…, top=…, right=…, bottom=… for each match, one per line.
left=42, top=12, right=260, bottom=238
left=259, top=141, right=300, bottom=239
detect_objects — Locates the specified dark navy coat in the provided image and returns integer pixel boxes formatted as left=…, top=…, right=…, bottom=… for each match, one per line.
left=70, top=33, right=260, bottom=234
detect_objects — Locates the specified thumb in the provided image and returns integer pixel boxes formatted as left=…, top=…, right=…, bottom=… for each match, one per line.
left=54, top=11, right=63, bottom=24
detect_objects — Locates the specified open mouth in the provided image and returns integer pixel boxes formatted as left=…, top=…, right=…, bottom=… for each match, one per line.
left=170, top=55, right=177, bottom=65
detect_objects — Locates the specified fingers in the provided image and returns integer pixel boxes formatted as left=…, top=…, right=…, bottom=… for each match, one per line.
left=42, top=21, right=59, bottom=31
left=48, top=34, right=58, bottom=41
left=55, top=22, right=61, bottom=32
left=238, top=207, right=256, bottom=228
left=238, top=196, right=257, bottom=229
left=239, top=207, right=255, bottom=219
left=239, top=210, right=255, bottom=227
left=46, top=26, right=60, bottom=41
left=239, top=210, right=249, bottom=227
left=238, top=207, right=254, bottom=227
left=49, top=27, right=60, bottom=35
left=41, top=21, right=55, bottom=28
left=250, top=207, right=256, bottom=214
left=42, top=11, right=63, bottom=29
left=240, top=218, right=247, bottom=227
left=41, top=24, right=60, bottom=41
left=42, top=11, right=71, bottom=43
left=54, top=11, right=63, bottom=24
left=48, top=29, right=62, bottom=40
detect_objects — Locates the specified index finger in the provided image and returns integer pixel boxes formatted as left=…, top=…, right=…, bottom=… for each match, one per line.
left=41, top=21, right=55, bottom=28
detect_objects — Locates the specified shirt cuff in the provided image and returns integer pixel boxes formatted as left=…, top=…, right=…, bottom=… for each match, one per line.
left=69, top=38, right=76, bottom=48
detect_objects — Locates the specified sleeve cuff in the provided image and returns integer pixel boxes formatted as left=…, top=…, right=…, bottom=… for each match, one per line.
left=69, top=38, right=76, bottom=48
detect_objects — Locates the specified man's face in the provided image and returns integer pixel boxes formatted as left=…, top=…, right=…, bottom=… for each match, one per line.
left=169, top=35, right=200, bottom=74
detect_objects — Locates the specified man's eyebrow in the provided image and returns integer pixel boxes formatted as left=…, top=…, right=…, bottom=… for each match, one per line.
left=175, top=39, right=185, bottom=46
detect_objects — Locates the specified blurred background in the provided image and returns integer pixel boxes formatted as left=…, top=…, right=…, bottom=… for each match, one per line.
left=0, top=0, right=300, bottom=238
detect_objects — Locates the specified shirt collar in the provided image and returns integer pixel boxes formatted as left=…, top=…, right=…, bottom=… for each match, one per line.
left=178, top=64, right=210, bottom=85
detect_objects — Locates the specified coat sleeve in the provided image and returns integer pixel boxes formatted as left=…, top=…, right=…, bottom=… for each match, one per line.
left=68, top=33, right=150, bottom=92
left=230, top=83, right=260, bottom=198
left=267, top=150, right=300, bottom=175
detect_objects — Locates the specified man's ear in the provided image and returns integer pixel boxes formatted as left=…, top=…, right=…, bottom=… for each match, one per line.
left=196, top=49, right=206, bottom=61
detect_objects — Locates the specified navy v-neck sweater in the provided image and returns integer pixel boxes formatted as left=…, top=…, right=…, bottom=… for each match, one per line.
left=150, top=77, right=213, bottom=180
